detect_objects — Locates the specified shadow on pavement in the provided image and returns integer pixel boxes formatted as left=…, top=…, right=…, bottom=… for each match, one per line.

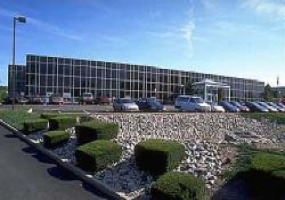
left=47, top=165, right=78, bottom=181
left=22, top=146, right=55, bottom=164
left=4, top=134, right=18, bottom=138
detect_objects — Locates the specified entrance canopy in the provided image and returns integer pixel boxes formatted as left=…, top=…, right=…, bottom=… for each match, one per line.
left=192, top=79, right=230, bottom=102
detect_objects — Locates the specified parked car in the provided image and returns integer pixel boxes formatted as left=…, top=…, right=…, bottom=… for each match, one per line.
left=207, top=102, right=225, bottom=112
left=49, top=93, right=64, bottom=104
left=277, top=102, right=285, bottom=109
left=245, top=102, right=269, bottom=112
left=257, top=102, right=278, bottom=112
left=113, top=98, right=139, bottom=111
left=28, top=94, right=43, bottom=104
left=80, top=92, right=94, bottom=104
left=219, top=101, right=240, bottom=112
left=16, top=96, right=29, bottom=104
left=175, top=95, right=211, bottom=112
left=137, top=98, right=165, bottom=111
left=94, top=96, right=111, bottom=105
left=229, top=101, right=250, bottom=112
left=267, top=102, right=285, bottom=112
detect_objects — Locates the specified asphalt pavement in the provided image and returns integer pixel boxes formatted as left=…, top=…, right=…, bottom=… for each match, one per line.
left=0, top=125, right=108, bottom=200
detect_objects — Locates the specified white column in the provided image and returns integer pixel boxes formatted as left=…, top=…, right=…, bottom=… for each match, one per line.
left=204, top=84, right=207, bottom=101
left=228, top=87, right=231, bottom=101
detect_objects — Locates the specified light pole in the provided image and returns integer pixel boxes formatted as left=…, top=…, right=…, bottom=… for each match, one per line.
left=12, top=16, right=26, bottom=110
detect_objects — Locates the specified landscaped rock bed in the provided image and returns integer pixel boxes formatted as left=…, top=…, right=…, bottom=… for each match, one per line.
left=26, top=113, right=285, bottom=199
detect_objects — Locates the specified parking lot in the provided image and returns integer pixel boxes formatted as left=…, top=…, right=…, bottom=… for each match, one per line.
left=0, top=104, right=177, bottom=113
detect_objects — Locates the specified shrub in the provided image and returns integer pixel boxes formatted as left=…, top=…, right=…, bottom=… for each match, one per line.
left=251, top=153, right=285, bottom=172
left=75, top=140, right=122, bottom=173
left=22, top=118, right=48, bottom=134
left=49, top=116, right=77, bottom=131
left=40, top=113, right=59, bottom=120
left=43, top=131, right=70, bottom=149
left=135, top=139, right=186, bottom=176
left=75, top=121, right=119, bottom=145
left=79, top=115, right=94, bottom=123
left=151, top=172, right=205, bottom=200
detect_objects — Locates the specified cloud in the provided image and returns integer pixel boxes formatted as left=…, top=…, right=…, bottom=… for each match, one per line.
left=28, top=18, right=83, bottom=41
left=241, top=0, right=285, bottom=18
left=179, top=0, right=196, bottom=57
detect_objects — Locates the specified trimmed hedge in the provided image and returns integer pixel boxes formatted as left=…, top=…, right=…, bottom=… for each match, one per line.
left=135, top=139, right=186, bottom=176
left=40, top=113, right=59, bottom=120
left=49, top=116, right=77, bottom=131
left=251, top=153, right=285, bottom=172
left=75, top=121, right=119, bottom=145
left=79, top=115, right=94, bottom=123
left=75, top=140, right=122, bottom=173
left=43, top=131, right=70, bottom=149
left=151, top=172, right=205, bottom=200
left=23, top=118, right=48, bottom=134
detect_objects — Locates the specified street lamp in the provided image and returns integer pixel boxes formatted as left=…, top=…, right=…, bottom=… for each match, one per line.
left=12, top=16, right=26, bottom=110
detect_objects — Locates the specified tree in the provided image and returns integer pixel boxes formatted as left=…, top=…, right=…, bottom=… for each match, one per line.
left=185, top=82, right=196, bottom=95
left=262, top=84, right=277, bottom=101
left=0, top=86, right=8, bottom=102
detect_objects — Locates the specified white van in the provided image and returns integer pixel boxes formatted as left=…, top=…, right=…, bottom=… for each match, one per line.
left=175, top=95, right=211, bottom=112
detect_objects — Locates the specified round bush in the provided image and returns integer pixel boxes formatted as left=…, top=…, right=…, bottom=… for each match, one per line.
left=151, top=172, right=205, bottom=200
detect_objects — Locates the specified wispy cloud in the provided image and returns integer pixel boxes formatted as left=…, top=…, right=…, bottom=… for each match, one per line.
left=28, top=18, right=84, bottom=41
left=180, top=0, right=196, bottom=57
left=241, top=0, right=285, bottom=18
left=0, top=7, right=83, bottom=41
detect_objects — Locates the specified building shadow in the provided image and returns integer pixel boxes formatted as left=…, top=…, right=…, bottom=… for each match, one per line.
left=212, top=170, right=285, bottom=200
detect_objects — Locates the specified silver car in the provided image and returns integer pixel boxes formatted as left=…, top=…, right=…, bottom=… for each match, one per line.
left=113, top=98, right=139, bottom=111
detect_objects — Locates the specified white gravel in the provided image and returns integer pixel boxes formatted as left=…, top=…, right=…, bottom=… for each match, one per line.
left=26, top=113, right=285, bottom=199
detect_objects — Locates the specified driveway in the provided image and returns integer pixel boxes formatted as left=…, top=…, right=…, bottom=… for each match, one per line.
left=0, top=125, right=108, bottom=200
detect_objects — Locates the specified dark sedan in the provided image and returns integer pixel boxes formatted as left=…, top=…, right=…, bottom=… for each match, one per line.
left=137, top=98, right=165, bottom=111
left=218, top=101, right=240, bottom=112
left=229, top=101, right=250, bottom=112
left=245, top=102, right=269, bottom=112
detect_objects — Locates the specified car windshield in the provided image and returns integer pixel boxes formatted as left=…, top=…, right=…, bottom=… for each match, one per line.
left=232, top=101, right=241, bottom=106
left=83, top=93, right=92, bottom=97
left=178, top=97, right=190, bottom=102
left=121, top=99, right=133, bottom=103
left=149, top=101, right=161, bottom=106
left=192, top=97, right=204, bottom=103
left=209, top=102, right=218, bottom=106
left=259, top=102, right=268, bottom=107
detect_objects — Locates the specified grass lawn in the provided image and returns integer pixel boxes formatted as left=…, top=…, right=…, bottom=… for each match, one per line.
left=0, top=109, right=41, bottom=130
left=241, top=112, right=285, bottom=125
left=0, top=109, right=91, bottom=131
left=221, top=144, right=285, bottom=199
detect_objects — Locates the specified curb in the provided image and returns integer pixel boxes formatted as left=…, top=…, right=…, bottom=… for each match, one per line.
left=0, top=120, right=127, bottom=200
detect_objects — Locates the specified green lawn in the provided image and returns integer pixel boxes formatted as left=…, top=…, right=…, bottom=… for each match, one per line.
left=0, top=110, right=41, bottom=130
left=221, top=144, right=285, bottom=199
left=241, top=112, right=285, bottom=125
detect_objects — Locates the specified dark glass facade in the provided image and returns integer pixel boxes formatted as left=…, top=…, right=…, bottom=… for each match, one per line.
left=11, top=54, right=265, bottom=101
left=8, top=64, right=26, bottom=96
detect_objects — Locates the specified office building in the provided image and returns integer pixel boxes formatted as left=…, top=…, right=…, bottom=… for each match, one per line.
left=9, top=54, right=265, bottom=101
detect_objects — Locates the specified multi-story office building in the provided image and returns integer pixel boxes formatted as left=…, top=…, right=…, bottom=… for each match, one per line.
left=9, top=54, right=265, bottom=101
left=8, top=64, right=26, bottom=96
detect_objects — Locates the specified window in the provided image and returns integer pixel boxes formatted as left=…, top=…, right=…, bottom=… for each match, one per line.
left=74, top=66, right=80, bottom=76
left=106, top=69, right=112, bottom=78
left=47, top=64, right=52, bottom=74
left=40, top=64, right=47, bottom=74
left=58, top=65, right=64, bottom=75
left=40, top=57, right=47, bottom=62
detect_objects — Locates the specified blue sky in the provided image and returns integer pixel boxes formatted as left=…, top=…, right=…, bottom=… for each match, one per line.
left=0, top=0, right=284, bottom=86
